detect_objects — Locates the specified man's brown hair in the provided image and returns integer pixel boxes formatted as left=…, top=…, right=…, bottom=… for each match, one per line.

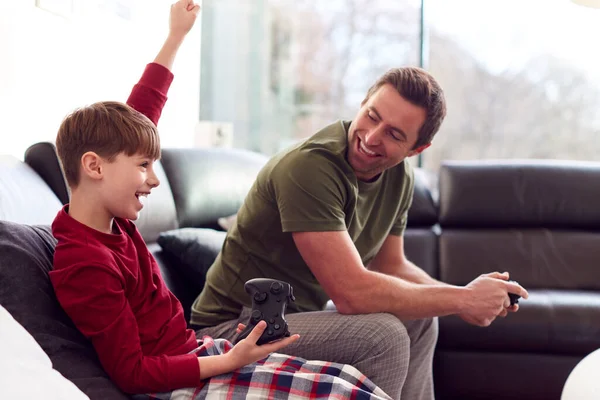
left=363, top=67, right=447, bottom=149
left=55, top=101, right=161, bottom=188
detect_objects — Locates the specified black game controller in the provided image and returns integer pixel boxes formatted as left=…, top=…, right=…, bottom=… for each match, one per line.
left=508, top=280, right=521, bottom=306
left=235, top=278, right=296, bottom=345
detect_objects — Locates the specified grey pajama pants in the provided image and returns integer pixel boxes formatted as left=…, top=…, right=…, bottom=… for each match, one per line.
left=196, top=308, right=438, bottom=400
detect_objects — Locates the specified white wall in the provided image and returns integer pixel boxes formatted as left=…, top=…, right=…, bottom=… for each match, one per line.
left=0, top=0, right=201, bottom=159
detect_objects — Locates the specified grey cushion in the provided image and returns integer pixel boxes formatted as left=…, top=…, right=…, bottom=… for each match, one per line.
left=157, top=228, right=227, bottom=291
left=0, top=221, right=128, bottom=400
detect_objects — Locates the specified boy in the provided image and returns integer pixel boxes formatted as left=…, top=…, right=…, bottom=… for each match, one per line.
left=49, top=0, right=299, bottom=395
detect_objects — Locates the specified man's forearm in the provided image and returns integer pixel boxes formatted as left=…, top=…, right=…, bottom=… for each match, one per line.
left=394, top=259, right=449, bottom=286
left=339, top=270, right=466, bottom=320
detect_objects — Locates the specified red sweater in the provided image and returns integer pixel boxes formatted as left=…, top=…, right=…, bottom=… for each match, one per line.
left=49, top=63, right=202, bottom=394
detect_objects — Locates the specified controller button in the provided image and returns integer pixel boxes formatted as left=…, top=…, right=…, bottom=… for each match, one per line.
left=254, top=292, right=267, bottom=303
left=270, top=282, right=283, bottom=294
left=274, top=324, right=280, bottom=330
left=251, top=310, right=262, bottom=321
left=267, top=329, right=274, bottom=336
left=269, top=318, right=275, bottom=324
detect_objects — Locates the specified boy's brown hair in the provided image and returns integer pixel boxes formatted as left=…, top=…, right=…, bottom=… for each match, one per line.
left=55, top=101, right=161, bottom=188
left=363, top=67, right=447, bottom=150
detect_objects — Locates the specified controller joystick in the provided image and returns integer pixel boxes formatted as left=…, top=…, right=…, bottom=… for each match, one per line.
left=235, top=278, right=295, bottom=345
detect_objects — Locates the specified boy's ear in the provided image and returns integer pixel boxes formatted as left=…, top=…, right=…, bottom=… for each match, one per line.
left=80, top=151, right=104, bottom=181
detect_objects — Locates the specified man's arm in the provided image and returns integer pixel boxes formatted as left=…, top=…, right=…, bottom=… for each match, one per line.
left=368, top=234, right=446, bottom=286
left=292, top=230, right=529, bottom=326
left=126, top=0, right=200, bottom=125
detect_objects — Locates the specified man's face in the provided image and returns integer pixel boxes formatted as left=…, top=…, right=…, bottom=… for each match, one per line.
left=347, top=84, right=428, bottom=181
left=99, top=153, right=160, bottom=221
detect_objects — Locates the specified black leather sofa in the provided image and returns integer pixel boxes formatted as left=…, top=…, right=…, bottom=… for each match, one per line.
left=1, top=142, right=599, bottom=400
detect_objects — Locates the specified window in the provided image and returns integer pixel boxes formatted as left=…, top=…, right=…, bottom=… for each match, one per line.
left=199, top=0, right=421, bottom=155
left=425, top=0, right=600, bottom=170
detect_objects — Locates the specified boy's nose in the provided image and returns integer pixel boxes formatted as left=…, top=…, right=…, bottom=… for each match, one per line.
left=148, top=175, right=160, bottom=188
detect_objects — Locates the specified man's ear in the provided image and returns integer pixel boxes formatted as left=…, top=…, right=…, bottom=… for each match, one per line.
left=408, top=143, right=431, bottom=157
left=80, top=152, right=104, bottom=181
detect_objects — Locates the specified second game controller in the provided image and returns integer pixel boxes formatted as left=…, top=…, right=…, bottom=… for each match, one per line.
left=508, top=280, right=521, bottom=306
left=234, top=278, right=296, bottom=345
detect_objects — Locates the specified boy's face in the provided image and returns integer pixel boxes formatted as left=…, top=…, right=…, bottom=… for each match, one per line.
left=98, top=152, right=160, bottom=221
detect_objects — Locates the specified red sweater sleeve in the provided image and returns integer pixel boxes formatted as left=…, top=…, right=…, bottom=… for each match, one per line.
left=126, top=62, right=174, bottom=126
left=49, top=262, right=202, bottom=394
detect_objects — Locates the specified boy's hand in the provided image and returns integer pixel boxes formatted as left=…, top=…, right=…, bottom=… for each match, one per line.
left=169, top=0, right=200, bottom=40
left=226, top=321, right=300, bottom=369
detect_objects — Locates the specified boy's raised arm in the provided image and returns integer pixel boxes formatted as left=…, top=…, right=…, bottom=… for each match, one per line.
left=154, top=0, right=200, bottom=71
left=127, top=0, right=200, bottom=125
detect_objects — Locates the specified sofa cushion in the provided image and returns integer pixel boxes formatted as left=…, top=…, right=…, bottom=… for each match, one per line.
left=407, top=167, right=438, bottom=227
left=439, top=160, right=600, bottom=228
left=160, top=148, right=268, bottom=229
left=131, top=159, right=179, bottom=243
left=0, top=221, right=128, bottom=400
left=439, top=229, right=600, bottom=289
left=24, top=142, right=70, bottom=206
left=157, top=228, right=227, bottom=292
left=437, top=290, right=600, bottom=356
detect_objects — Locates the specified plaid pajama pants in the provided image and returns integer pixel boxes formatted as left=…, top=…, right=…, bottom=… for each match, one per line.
left=142, top=336, right=392, bottom=400
left=196, top=308, right=438, bottom=400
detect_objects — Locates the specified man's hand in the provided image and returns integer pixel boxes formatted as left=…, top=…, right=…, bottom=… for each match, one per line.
left=225, top=321, right=300, bottom=370
left=459, top=272, right=529, bottom=327
left=169, top=0, right=200, bottom=40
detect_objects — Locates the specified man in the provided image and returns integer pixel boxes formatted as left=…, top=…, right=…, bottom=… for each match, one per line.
left=191, top=67, right=529, bottom=399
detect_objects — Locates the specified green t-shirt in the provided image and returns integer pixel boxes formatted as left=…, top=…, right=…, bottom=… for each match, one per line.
left=190, top=120, right=415, bottom=327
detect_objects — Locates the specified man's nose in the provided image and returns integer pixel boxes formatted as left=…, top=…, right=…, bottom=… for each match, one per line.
left=364, top=124, right=384, bottom=146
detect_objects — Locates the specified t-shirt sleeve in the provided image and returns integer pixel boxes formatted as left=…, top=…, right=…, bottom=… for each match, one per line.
left=48, top=261, right=201, bottom=394
left=271, top=152, right=348, bottom=233
left=389, top=162, right=416, bottom=236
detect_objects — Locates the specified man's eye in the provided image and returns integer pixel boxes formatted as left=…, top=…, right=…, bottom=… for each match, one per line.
left=390, top=132, right=405, bottom=142
left=367, top=112, right=376, bottom=121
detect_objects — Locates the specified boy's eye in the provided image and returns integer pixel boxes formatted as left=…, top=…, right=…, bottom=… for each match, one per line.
left=140, top=162, right=149, bottom=168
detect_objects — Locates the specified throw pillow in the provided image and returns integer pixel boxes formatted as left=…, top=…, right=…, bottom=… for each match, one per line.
left=0, top=221, right=129, bottom=400
left=0, top=305, right=90, bottom=400
left=157, top=228, right=227, bottom=291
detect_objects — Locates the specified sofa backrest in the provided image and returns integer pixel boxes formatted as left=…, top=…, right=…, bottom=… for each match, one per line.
left=403, top=167, right=440, bottom=279
left=438, top=160, right=600, bottom=290
left=0, top=155, right=62, bottom=225
left=160, top=147, right=269, bottom=230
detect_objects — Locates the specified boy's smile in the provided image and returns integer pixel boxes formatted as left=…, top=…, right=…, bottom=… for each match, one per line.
left=99, top=152, right=160, bottom=223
